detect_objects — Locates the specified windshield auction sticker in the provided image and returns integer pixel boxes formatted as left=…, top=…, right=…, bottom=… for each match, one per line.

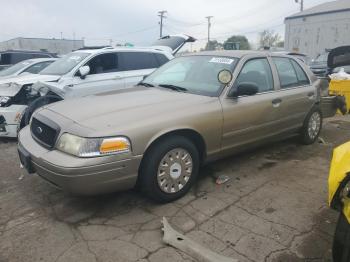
left=209, top=57, right=234, bottom=64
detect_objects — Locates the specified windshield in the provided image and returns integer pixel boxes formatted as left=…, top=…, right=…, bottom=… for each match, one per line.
left=143, top=55, right=237, bottom=97
left=40, top=52, right=89, bottom=76
left=0, top=60, right=32, bottom=77
left=314, top=53, right=329, bottom=63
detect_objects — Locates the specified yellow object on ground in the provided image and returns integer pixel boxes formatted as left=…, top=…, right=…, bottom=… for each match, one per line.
left=329, top=141, right=350, bottom=223
left=329, top=80, right=350, bottom=112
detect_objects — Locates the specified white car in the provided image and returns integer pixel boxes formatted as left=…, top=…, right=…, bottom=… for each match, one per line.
left=0, top=58, right=56, bottom=79
left=0, top=35, right=195, bottom=138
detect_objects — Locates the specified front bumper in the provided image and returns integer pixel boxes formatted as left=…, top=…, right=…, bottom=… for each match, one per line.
left=18, top=126, right=142, bottom=195
left=0, top=105, right=27, bottom=138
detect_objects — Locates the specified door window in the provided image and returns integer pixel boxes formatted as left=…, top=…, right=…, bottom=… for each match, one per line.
left=120, top=52, right=159, bottom=70
left=235, top=58, right=274, bottom=93
left=86, top=53, right=119, bottom=75
left=291, top=59, right=310, bottom=85
left=273, top=57, right=299, bottom=88
left=155, top=53, right=169, bottom=66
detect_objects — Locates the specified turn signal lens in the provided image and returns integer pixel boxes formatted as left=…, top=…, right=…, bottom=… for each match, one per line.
left=100, top=138, right=130, bottom=154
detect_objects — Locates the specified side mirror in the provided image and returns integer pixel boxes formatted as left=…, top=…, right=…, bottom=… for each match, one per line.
left=78, top=65, right=90, bottom=79
left=231, top=82, right=259, bottom=97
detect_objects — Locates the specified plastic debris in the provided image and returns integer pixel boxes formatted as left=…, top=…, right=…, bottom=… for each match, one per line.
left=215, top=175, right=230, bottom=185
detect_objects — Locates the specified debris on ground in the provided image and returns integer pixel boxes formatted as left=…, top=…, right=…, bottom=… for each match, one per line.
left=215, top=175, right=230, bottom=185
left=162, top=217, right=237, bottom=262
left=18, top=174, right=24, bottom=180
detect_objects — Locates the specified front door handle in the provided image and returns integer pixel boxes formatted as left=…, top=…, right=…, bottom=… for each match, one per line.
left=272, top=98, right=282, bottom=108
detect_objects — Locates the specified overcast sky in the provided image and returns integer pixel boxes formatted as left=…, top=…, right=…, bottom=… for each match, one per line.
left=0, top=0, right=332, bottom=50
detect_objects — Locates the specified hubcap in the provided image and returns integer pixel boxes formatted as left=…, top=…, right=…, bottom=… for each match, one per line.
left=157, top=148, right=193, bottom=194
left=308, top=112, right=321, bottom=140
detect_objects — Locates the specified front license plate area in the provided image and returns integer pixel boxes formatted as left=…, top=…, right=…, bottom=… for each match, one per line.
left=18, top=144, right=35, bottom=174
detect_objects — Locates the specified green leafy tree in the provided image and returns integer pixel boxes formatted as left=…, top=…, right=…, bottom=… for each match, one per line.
left=224, top=35, right=250, bottom=50
left=259, top=30, right=282, bottom=48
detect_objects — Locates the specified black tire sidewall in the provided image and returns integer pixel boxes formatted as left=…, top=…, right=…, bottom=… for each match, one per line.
left=140, top=135, right=200, bottom=203
left=300, top=105, right=322, bottom=145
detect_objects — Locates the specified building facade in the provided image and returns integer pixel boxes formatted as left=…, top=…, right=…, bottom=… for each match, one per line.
left=0, top=37, right=84, bottom=55
left=285, top=0, right=350, bottom=58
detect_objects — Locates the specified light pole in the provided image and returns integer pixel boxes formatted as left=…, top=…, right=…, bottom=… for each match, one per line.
left=295, top=0, right=304, bottom=11
left=205, top=16, right=213, bottom=50
left=158, top=10, right=167, bottom=37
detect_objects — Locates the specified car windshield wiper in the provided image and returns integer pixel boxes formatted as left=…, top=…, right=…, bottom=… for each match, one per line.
left=158, top=84, right=188, bottom=92
left=138, top=82, right=154, bottom=87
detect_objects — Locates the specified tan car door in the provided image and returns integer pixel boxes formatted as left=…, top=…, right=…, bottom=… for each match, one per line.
left=270, top=57, right=316, bottom=131
left=220, top=57, right=284, bottom=152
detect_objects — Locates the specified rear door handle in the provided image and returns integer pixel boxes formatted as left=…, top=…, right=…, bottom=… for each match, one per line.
left=272, top=98, right=282, bottom=107
left=114, top=75, right=122, bottom=80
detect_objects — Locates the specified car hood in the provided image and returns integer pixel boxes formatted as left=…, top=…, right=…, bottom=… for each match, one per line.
left=45, top=86, right=214, bottom=132
left=0, top=74, right=60, bottom=97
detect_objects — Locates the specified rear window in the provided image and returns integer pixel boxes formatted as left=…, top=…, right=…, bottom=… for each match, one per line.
left=291, top=60, right=310, bottom=85
left=155, top=53, right=169, bottom=66
left=273, top=57, right=299, bottom=89
left=120, top=52, right=159, bottom=70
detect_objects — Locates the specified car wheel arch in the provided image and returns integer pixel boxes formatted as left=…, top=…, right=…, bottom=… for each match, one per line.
left=140, top=128, right=207, bottom=168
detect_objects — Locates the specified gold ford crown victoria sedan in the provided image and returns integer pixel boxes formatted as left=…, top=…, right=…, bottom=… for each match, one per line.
left=18, top=51, right=322, bottom=202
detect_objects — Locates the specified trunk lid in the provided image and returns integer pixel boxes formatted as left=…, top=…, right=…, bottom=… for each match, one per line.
left=152, top=34, right=196, bottom=55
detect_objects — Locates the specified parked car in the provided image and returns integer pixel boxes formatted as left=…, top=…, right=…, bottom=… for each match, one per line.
left=0, top=58, right=56, bottom=79
left=0, top=50, right=57, bottom=71
left=0, top=35, right=195, bottom=138
left=18, top=51, right=322, bottom=202
left=328, top=141, right=350, bottom=262
left=309, top=51, right=330, bottom=77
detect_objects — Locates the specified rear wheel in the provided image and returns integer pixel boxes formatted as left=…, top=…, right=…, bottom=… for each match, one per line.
left=139, top=136, right=200, bottom=203
left=300, top=106, right=322, bottom=145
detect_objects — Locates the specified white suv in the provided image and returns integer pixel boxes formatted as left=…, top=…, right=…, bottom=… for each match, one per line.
left=0, top=35, right=195, bottom=137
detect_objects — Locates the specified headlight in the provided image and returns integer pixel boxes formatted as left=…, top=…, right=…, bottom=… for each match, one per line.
left=56, top=133, right=131, bottom=157
left=0, top=96, right=11, bottom=106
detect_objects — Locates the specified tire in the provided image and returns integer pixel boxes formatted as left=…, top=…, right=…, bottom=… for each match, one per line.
left=333, top=213, right=350, bottom=262
left=19, top=95, right=62, bottom=130
left=299, top=105, right=322, bottom=145
left=139, top=135, right=200, bottom=203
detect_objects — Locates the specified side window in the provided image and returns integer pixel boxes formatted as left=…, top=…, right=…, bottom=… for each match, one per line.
left=235, top=58, right=274, bottom=93
left=291, top=59, right=310, bottom=85
left=86, top=53, right=119, bottom=75
left=273, top=57, right=299, bottom=88
left=120, top=52, right=159, bottom=71
left=24, top=61, right=53, bottom=74
left=155, top=53, right=169, bottom=66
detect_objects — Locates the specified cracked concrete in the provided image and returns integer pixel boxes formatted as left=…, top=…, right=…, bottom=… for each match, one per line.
left=1, top=116, right=349, bottom=261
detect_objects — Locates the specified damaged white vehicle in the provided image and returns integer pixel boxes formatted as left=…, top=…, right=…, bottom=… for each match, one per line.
left=0, top=35, right=195, bottom=138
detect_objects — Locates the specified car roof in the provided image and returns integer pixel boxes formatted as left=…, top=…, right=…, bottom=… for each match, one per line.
left=23, top=58, right=57, bottom=63
left=181, top=50, right=286, bottom=58
left=73, top=47, right=170, bottom=55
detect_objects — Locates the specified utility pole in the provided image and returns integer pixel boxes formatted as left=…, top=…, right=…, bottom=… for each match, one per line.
left=295, top=0, right=304, bottom=11
left=205, top=16, right=213, bottom=50
left=158, top=10, right=167, bottom=38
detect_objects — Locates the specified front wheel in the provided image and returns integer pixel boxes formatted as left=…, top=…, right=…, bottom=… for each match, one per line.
left=300, top=106, right=322, bottom=145
left=333, top=213, right=350, bottom=262
left=139, top=136, right=200, bottom=203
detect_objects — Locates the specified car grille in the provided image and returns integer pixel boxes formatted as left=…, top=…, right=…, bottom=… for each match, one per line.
left=30, top=117, right=59, bottom=149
